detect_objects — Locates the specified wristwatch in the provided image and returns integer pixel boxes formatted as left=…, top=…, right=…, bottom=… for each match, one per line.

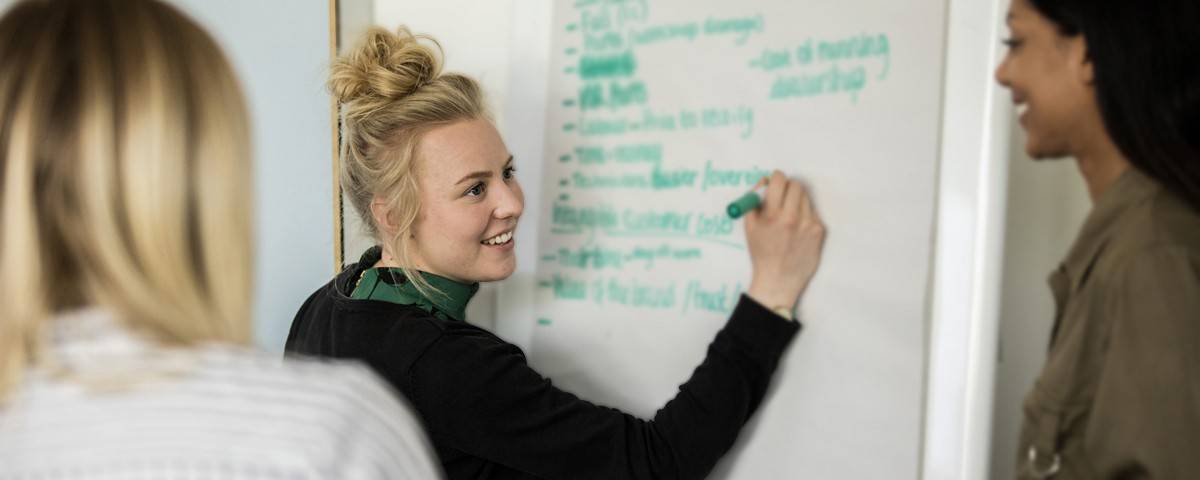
left=770, top=305, right=795, bottom=321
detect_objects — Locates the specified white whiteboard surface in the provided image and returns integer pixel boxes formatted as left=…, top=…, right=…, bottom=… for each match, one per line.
left=525, top=1, right=943, bottom=478
left=379, top=0, right=1013, bottom=477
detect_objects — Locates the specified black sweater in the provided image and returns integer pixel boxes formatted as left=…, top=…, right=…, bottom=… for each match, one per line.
left=286, top=260, right=801, bottom=480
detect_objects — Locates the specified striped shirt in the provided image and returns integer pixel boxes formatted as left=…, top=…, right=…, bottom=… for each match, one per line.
left=0, top=309, right=443, bottom=479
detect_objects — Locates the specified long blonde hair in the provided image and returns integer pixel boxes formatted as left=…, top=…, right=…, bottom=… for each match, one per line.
left=0, top=0, right=253, bottom=401
left=330, top=26, right=489, bottom=297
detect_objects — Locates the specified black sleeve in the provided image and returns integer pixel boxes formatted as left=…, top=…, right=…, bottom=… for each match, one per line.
left=411, top=295, right=800, bottom=480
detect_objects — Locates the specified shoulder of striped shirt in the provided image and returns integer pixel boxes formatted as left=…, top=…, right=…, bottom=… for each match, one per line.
left=201, top=344, right=403, bottom=403
left=196, top=345, right=444, bottom=475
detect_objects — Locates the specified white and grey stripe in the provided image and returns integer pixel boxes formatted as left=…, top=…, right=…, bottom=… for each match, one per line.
left=0, top=309, right=442, bottom=480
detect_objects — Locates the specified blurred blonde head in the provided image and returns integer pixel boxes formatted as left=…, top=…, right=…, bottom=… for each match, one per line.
left=0, top=0, right=253, bottom=400
left=331, top=26, right=489, bottom=297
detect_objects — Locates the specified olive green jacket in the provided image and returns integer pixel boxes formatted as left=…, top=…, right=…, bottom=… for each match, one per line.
left=1018, top=168, right=1200, bottom=479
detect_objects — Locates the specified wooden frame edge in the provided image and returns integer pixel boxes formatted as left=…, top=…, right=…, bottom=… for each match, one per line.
left=329, top=0, right=343, bottom=273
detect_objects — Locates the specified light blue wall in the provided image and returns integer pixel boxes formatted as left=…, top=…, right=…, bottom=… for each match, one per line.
left=0, top=0, right=333, bottom=351
left=167, top=0, right=334, bottom=352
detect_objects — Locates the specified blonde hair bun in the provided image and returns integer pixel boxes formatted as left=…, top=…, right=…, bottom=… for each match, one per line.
left=329, top=27, right=444, bottom=106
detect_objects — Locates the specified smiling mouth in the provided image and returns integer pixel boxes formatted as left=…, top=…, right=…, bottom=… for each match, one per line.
left=482, top=231, right=513, bottom=245
left=1015, top=102, right=1028, bottom=117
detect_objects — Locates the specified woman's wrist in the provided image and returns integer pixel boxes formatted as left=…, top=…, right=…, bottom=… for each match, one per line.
left=746, top=282, right=797, bottom=306
left=745, top=288, right=798, bottom=321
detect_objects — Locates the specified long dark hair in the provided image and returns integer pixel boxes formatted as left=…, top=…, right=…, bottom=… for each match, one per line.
left=1030, top=0, right=1200, bottom=211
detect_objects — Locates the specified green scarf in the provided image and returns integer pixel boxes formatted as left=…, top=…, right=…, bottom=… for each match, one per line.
left=349, top=246, right=479, bottom=322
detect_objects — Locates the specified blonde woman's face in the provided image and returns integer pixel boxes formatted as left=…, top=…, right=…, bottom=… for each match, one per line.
left=408, top=118, right=523, bottom=284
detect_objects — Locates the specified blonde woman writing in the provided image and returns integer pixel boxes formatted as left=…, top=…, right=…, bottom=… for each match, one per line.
left=288, top=26, right=826, bottom=479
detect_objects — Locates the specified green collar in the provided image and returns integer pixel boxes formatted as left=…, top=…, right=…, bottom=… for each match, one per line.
left=349, top=246, right=479, bottom=322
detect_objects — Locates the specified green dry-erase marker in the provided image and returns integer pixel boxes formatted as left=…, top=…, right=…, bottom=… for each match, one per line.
left=727, top=186, right=767, bottom=219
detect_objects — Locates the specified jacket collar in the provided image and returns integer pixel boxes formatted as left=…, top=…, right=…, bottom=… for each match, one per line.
left=1058, top=167, right=1157, bottom=292
left=342, top=246, right=479, bottom=322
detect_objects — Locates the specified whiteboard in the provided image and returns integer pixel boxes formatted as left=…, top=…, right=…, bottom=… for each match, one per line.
left=367, top=0, right=1013, bottom=477
left=524, top=1, right=945, bottom=478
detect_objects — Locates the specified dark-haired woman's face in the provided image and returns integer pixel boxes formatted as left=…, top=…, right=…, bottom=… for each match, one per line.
left=995, top=0, right=1101, bottom=160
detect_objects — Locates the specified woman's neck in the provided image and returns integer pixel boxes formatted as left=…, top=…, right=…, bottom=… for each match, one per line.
left=373, top=249, right=405, bottom=269
left=1074, top=133, right=1131, bottom=203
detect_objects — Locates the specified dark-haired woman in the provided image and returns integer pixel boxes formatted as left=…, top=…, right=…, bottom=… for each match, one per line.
left=994, top=0, right=1200, bottom=478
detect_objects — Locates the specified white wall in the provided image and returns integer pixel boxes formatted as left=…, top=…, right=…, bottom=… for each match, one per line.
left=336, top=0, right=373, bottom=268
left=369, top=0, right=522, bottom=334
left=167, top=0, right=334, bottom=352
left=988, top=118, right=1090, bottom=479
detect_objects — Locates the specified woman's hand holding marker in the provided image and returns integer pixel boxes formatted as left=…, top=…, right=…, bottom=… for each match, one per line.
left=741, top=171, right=826, bottom=318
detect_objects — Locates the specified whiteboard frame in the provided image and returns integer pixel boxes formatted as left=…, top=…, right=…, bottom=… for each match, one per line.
left=330, top=0, right=343, bottom=272
left=923, top=0, right=1011, bottom=478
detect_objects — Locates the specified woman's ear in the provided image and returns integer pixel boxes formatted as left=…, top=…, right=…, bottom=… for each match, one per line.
left=1072, top=36, right=1094, bottom=84
left=371, top=198, right=397, bottom=238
